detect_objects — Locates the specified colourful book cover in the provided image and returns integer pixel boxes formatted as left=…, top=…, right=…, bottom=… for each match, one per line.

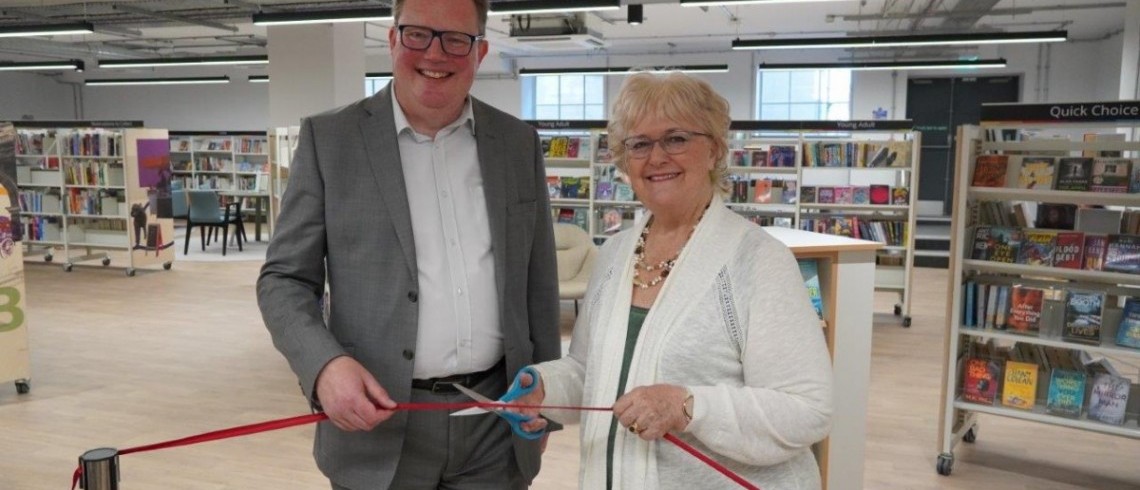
left=891, top=187, right=910, bottom=205
left=595, top=182, right=614, bottom=201
left=971, top=226, right=992, bottom=260
left=753, top=179, right=773, bottom=203
left=731, top=149, right=747, bottom=167
left=1115, top=297, right=1140, bottom=349
left=613, top=182, right=634, bottom=201
left=548, top=136, right=570, bottom=158
left=1046, top=369, right=1086, bottom=418
left=560, top=176, right=582, bottom=198
left=962, top=358, right=1001, bottom=405
left=1052, top=232, right=1085, bottom=269
left=1055, top=157, right=1094, bottom=191
left=800, top=186, right=817, bottom=204
left=972, top=155, right=1009, bottom=187
left=1007, top=285, right=1044, bottom=334
left=1088, top=373, right=1130, bottom=425
left=594, top=134, right=612, bottom=163
left=1017, top=230, right=1056, bottom=266
left=1035, top=203, right=1076, bottom=230
left=1017, top=156, right=1056, bottom=190
left=869, top=185, right=890, bottom=205
left=781, top=180, right=798, bottom=204
left=768, top=146, right=796, bottom=167
left=852, top=186, right=870, bottom=205
left=833, top=186, right=853, bottom=204
left=987, top=227, right=1022, bottom=264
left=1090, top=158, right=1132, bottom=193
left=1103, top=234, right=1140, bottom=274
left=751, top=150, right=768, bottom=167
left=1083, top=234, right=1108, bottom=271
left=1001, top=360, right=1039, bottom=410
left=546, top=176, right=561, bottom=199
left=797, top=259, right=824, bottom=319
left=1062, top=290, right=1104, bottom=345
left=817, top=187, right=835, bottom=204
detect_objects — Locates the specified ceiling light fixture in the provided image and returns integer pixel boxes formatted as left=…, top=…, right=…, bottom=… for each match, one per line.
left=758, top=59, right=1007, bottom=71
left=733, top=30, right=1067, bottom=50
left=98, top=55, right=268, bottom=69
left=519, top=64, right=729, bottom=76
left=628, top=5, right=644, bottom=25
left=681, top=0, right=849, bottom=6
left=85, top=76, right=231, bottom=86
left=0, top=21, right=94, bottom=38
left=0, top=59, right=85, bottom=72
left=366, top=72, right=393, bottom=79
left=248, top=75, right=268, bottom=83
left=252, top=8, right=393, bottom=26
left=489, top=0, right=621, bottom=16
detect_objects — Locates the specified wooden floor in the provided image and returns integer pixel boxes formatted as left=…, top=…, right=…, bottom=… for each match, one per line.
left=1, top=261, right=1138, bottom=490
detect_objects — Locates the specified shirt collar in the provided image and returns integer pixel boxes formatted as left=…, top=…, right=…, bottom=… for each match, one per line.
left=391, top=84, right=476, bottom=140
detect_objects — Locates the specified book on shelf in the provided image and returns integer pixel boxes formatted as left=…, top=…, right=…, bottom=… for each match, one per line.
left=1054, top=157, right=1093, bottom=191
left=891, top=187, right=909, bottom=205
left=1017, top=156, right=1056, bottom=190
left=594, top=134, right=612, bottom=163
left=1087, top=373, right=1131, bottom=426
left=1017, top=230, right=1056, bottom=266
left=1045, top=368, right=1086, bottom=418
left=1102, top=234, right=1140, bottom=274
left=869, top=185, right=890, bottom=205
left=768, top=146, right=796, bottom=167
left=1114, top=298, right=1140, bottom=349
left=1051, top=231, right=1085, bottom=269
left=800, top=186, right=817, bottom=204
left=750, top=149, right=769, bottom=167
left=962, top=357, right=1002, bottom=405
left=1035, top=203, right=1076, bottom=230
left=972, top=155, right=1009, bottom=187
left=1061, top=290, right=1104, bottom=345
left=1082, top=132, right=1126, bottom=158
left=1083, top=234, right=1108, bottom=271
left=545, top=176, right=561, bottom=199
left=796, top=259, right=824, bottom=321
left=1007, top=285, right=1044, bottom=334
left=1001, top=360, right=1039, bottom=410
left=1089, top=159, right=1131, bottom=193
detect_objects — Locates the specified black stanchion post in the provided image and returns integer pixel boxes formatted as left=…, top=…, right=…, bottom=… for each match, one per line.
left=79, top=448, right=119, bottom=490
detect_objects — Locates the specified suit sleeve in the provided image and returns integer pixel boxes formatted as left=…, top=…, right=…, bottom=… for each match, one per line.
left=257, top=118, right=344, bottom=402
left=527, top=129, right=562, bottom=366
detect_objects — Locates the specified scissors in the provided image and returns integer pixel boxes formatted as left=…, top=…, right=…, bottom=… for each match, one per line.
left=450, top=366, right=545, bottom=440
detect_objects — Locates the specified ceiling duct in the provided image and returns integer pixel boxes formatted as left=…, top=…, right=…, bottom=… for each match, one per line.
left=505, top=13, right=607, bottom=50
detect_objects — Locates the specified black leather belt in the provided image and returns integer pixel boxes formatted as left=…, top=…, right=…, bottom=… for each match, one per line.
left=412, top=358, right=504, bottom=394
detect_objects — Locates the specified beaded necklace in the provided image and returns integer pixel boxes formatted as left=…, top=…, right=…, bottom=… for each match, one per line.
left=632, top=205, right=708, bottom=290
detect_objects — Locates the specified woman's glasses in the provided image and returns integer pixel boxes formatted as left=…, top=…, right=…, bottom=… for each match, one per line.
left=622, top=130, right=711, bottom=159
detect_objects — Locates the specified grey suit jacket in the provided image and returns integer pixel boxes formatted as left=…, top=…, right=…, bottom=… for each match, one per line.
left=256, top=85, right=561, bottom=489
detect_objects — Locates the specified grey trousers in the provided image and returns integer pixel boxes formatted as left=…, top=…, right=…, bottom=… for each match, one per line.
left=331, top=367, right=525, bottom=490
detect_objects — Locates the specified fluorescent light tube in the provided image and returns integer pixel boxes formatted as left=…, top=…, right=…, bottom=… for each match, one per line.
left=490, top=0, right=620, bottom=16
left=98, top=55, right=268, bottom=69
left=682, top=0, right=849, bottom=6
left=519, top=64, right=729, bottom=76
left=758, top=59, right=1007, bottom=71
left=0, top=60, right=84, bottom=71
left=85, top=76, right=231, bottom=86
left=253, top=8, right=392, bottom=26
left=0, top=22, right=94, bottom=38
left=733, top=31, right=1067, bottom=50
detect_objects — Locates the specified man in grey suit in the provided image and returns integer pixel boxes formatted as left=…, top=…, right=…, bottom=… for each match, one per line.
left=256, top=0, right=561, bottom=488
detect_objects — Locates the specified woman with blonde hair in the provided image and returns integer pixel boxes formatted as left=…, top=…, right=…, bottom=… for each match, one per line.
left=514, top=71, right=834, bottom=489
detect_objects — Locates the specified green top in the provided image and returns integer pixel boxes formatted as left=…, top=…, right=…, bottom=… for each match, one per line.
left=606, top=305, right=650, bottom=490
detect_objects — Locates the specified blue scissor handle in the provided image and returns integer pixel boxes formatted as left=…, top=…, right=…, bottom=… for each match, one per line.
left=498, top=366, right=544, bottom=440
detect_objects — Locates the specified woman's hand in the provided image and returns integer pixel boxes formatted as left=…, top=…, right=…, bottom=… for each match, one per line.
left=613, top=384, right=690, bottom=440
left=507, top=369, right=549, bottom=434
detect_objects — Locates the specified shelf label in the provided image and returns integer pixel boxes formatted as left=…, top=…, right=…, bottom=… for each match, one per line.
left=982, top=101, right=1140, bottom=123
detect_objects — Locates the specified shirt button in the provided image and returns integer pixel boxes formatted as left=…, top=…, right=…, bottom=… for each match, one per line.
left=403, top=349, right=415, bottom=360
left=407, top=291, right=418, bottom=303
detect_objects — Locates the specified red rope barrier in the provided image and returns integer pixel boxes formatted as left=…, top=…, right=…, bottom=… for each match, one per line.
left=70, top=401, right=759, bottom=490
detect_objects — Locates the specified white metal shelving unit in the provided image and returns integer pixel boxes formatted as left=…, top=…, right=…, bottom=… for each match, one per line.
left=937, top=101, right=1140, bottom=477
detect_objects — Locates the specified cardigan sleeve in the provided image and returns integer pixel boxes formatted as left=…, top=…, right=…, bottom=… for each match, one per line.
left=683, top=236, right=834, bottom=467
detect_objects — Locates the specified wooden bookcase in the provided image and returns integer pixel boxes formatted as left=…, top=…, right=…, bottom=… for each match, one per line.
left=531, top=119, right=920, bottom=326
left=13, top=121, right=174, bottom=276
left=937, top=101, right=1140, bottom=477
left=0, top=122, right=30, bottom=394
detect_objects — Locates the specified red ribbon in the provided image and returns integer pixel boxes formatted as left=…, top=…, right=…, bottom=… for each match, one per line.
left=70, top=401, right=758, bottom=490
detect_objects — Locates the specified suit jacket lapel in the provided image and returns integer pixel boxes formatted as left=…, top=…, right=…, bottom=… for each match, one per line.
left=473, top=100, right=508, bottom=310
left=360, top=85, right=417, bottom=278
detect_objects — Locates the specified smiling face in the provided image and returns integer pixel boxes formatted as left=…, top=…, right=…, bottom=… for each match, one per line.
left=624, top=117, right=717, bottom=217
left=389, top=0, right=488, bottom=133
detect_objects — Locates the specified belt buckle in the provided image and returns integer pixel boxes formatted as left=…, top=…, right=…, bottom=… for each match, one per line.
left=431, top=380, right=457, bottom=394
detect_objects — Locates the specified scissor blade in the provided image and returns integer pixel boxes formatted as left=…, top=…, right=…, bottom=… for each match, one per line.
left=449, top=384, right=498, bottom=417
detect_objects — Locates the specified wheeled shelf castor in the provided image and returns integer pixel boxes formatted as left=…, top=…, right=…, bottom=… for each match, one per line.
left=126, top=268, right=136, bottom=277
left=44, top=254, right=52, bottom=262
left=101, top=257, right=111, bottom=266
left=963, top=427, right=977, bottom=443
left=893, top=304, right=902, bottom=316
left=163, top=262, right=172, bottom=270
left=936, top=453, right=953, bottom=476
left=15, top=379, right=30, bottom=394
left=903, top=316, right=912, bottom=327
left=64, top=263, right=73, bottom=272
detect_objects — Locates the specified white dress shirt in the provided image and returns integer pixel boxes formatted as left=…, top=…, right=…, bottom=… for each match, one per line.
left=391, top=87, right=503, bottom=379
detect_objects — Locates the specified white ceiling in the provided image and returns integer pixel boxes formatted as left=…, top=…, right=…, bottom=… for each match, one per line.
left=0, top=0, right=1131, bottom=68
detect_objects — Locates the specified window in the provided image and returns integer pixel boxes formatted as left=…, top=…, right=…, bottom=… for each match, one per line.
left=365, top=77, right=391, bottom=97
left=522, top=74, right=605, bottom=120
left=757, top=70, right=851, bottom=120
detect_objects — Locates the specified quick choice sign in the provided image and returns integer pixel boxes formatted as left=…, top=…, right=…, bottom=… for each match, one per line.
left=981, top=101, right=1140, bottom=123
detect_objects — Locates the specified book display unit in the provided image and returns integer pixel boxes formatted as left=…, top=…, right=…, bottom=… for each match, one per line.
left=937, top=101, right=1140, bottom=477
left=532, top=119, right=921, bottom=326
left=168, top=131, right=269, bottom=192
left=267, top=126, right=299, bottom=238
left=13, top=121, right=175, bottom=276
left=0, top=122, right=31, bottom=395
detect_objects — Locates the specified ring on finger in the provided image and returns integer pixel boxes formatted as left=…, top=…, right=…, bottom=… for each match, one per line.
left=629, top=422, right=641, bottom=434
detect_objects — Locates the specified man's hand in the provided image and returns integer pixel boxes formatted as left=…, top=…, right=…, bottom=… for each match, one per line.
left=314, top=356, right=397, bottom=431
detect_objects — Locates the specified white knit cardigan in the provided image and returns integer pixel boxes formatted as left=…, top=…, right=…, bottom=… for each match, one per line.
left=534, top=199, right=834, bottom=490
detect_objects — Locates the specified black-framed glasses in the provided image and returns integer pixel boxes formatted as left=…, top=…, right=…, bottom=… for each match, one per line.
left=397, top=24, right=484, bottom=56
left=622, top=130, right=711, bottom=159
